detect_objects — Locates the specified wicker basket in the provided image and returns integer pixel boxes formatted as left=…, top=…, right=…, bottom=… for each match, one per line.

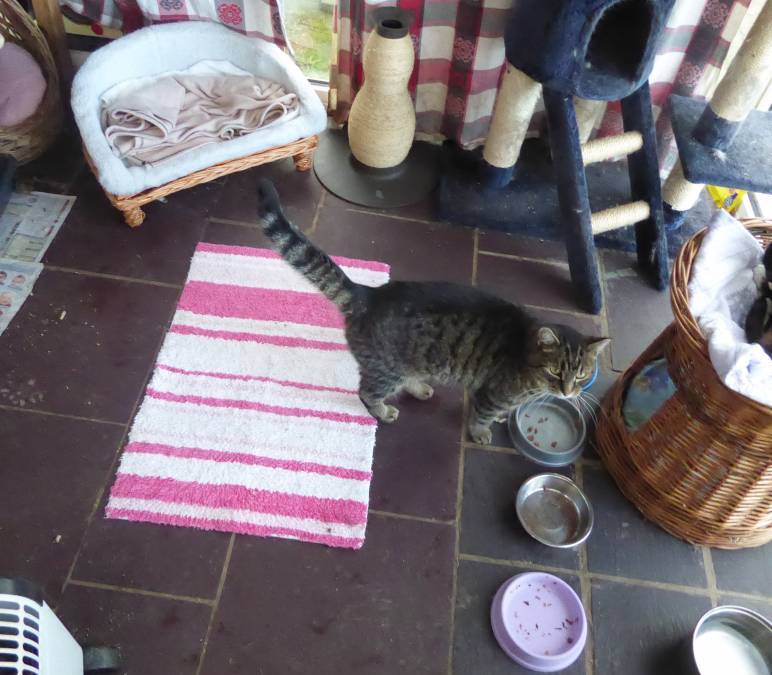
left=595, top=218, right=772, bottom=549
left=0, top=0, right=62, bottom=163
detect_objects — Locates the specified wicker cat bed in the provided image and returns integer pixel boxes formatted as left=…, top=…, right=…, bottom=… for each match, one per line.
left=0, top=0, right=62, bottom=163
left=72, top=22, right=326, bottom=227
left=595, top=219, right=772, bottom=549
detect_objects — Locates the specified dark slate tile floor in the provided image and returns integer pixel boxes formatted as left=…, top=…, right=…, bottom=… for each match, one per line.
left=1, top=133, right=769, bottom=675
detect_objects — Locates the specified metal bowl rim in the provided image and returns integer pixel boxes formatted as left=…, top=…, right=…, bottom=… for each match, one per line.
left=510, top=397, right=588, bottom=460
left=515, top=473, right=595, bottom=549
left=692, top=604, right=772, bottom=658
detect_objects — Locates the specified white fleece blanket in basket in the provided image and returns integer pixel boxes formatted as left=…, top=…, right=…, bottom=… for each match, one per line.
left=101, top=61, right=300, bottom=167
left=71, top=22, right=326, bottom=197
left=688, top=210, right=772, bottom=407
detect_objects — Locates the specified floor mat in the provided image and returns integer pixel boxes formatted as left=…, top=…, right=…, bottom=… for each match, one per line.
left=106, top=242, right=389, bottom=549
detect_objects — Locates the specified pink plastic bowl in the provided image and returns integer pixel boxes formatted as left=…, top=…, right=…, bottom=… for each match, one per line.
left=490, top=572, right=587, bottom=672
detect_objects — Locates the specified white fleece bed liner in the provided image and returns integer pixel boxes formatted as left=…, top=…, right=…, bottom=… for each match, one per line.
left=71, top=21, right=327, bottom=197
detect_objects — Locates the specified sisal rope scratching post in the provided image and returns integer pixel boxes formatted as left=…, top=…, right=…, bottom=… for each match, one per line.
left=574, top=97, right=607, bottom=144
left=581, top=131, right=643, bottom=165
left=481, top=63, right=542, bottom=188
left=440, top=0, right=674, bottom=314
left=591, top=200, right=651, bottom=234
left=664, top=0, right=772, bottom=230
left=663, top=159, right=705, bottom=211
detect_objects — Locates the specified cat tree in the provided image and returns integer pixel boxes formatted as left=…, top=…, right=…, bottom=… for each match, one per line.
left=663, top=0, right=772, bottom=230
left=440, top=0, right=676, bottom=314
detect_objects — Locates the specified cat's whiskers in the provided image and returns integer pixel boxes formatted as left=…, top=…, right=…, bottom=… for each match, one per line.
left=521, top=391, right=551, bottom=417
left=575, top=392, right=599, bottom=426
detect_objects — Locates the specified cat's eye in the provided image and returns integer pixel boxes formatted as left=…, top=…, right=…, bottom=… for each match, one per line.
left=548, top=366, right=561, bottom=377
left=577, top=367, right=587, bottom=379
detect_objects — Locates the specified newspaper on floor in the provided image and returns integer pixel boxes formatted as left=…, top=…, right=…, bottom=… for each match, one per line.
left=0, top=258, right=43, bottom=334
left=0, top=191, right=75, bottom=335
left=0, top=191, right=75, bottom=262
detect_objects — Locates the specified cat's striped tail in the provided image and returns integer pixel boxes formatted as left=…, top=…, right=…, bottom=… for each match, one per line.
left=256, top=179, right=357, bottom=314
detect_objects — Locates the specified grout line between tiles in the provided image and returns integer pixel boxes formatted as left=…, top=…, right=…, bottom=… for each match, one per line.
left=714, top=588, right=772, bottom=604
left=462, top=441, right=517, bottom=454
left=62, top=436, right=128, bottom=592
left=522, top=302, right=599, bottom=321
left=307, top=190, right=326, bottom=234
left=471, top=230, right=479, bottom=286
left=447, top=393, right=469, bottom=675
left=459, top=552, right=739, bottom=599
left=461, top=441, right=603, bottom=470
left=0, top=403, right=124, bottom=427
left=195, top=533, right=235, bottom=675
left=588, top=573, right=713, bottom=597
left=207, top=216, right=261, bottom=228
left=477, top=249, right=570, bottom=269
left=43, top=265, right=183, bottom=289
left=370, top=509, right=454, bottom=526
left=458, top=553, right=576, bottom=576
left=67, top=579, right=214, bottom=606
left=343, top=206, right=438, bottom=226
left=61, top=288, right=183, bottom=596
left=702, top=548, right=719, bottom=607
left=574, top=462, right=595, bottom=675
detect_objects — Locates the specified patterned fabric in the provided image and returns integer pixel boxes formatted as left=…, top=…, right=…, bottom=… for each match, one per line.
left=61, top=0, right=287, bottom=46
left=329, top=0, right=764, bottom=173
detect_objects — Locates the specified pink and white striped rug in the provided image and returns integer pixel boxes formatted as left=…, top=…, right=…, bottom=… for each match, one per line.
left=106, top=242, right=389, bottom=549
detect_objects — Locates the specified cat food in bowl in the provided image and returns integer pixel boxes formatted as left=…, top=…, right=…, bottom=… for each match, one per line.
left=516, top=473, right=594, bottom=548
left=508, top=396, right=586, bottom=467
left=490, top=572, right=587, bottom=671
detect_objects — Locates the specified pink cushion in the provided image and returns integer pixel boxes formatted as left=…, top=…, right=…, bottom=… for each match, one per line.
left=0, top=42, right=47, bottom=127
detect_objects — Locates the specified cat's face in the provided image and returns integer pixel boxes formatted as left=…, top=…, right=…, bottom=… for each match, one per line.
left=529, top=326, right=609, bottom=398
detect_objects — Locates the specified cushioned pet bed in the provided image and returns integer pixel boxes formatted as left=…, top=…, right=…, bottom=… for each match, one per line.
left=71, top=21, right=326, bottom=197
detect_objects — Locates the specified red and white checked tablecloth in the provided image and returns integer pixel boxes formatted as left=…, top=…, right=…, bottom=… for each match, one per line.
left=61, top=0, right=287, bottom=46
left=62, top=0, right=766, bottom=179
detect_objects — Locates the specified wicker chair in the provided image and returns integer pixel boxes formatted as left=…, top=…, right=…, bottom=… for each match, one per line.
left=595, top=219, right=772, bottom=549
left=0, top=0, right=62, bottom=163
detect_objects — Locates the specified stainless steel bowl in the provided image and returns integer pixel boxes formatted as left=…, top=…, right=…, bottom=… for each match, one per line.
left=508, top=396, right=586, bottom=467
left=692, top=606, right=772, bottom=675
left=515, top=473, right=594, bottom=548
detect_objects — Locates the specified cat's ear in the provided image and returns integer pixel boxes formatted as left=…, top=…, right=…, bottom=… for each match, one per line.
left=536, top=327, right=560, bottom=349
left=586, top=338, right=611, bottom=356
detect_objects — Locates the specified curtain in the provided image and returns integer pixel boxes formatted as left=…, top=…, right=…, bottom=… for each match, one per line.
left=329, top=0, right=766, bottom=175
left=61, top=0, right=288, bottom=46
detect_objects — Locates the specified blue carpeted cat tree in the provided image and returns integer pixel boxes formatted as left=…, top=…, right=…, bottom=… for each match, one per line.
left=439, top=0, right=676, bottom=314
left=662, top=0, right=772, bottom=231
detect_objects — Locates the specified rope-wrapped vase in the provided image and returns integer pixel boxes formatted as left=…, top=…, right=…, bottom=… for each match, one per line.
left=347, top=7, right=415, bottom=169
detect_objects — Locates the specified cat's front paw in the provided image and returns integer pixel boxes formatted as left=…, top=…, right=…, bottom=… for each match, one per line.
left=469, top=425, right=492, bottom=445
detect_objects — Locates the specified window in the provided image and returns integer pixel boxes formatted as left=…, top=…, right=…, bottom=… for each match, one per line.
left=283, top=0, right=333, bottom=82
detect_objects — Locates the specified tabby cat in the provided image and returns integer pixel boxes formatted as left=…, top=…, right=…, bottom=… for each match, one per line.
left=257, top=180, right=609, bottom=445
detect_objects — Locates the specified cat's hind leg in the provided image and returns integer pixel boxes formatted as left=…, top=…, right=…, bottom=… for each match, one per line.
left=359, top=370, right=401, bottom=423
left=403, top=378, right=434, bottom=400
